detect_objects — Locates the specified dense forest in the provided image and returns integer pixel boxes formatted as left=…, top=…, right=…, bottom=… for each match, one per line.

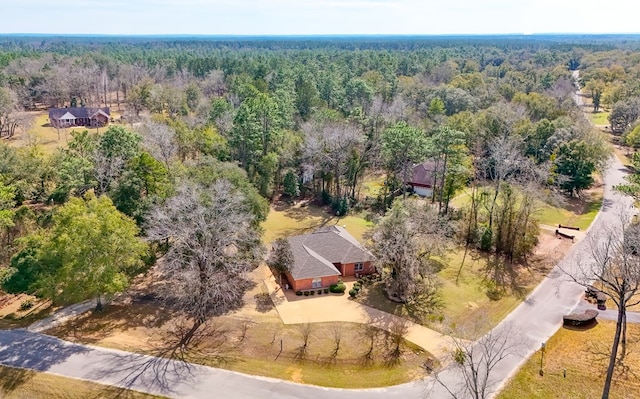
left=2, top=34, right=639, bottom=315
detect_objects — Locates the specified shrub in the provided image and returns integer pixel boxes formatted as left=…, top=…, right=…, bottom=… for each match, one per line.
left=353, top=285, right=361, bottom=292
left=353, top=282, right=361, bottom=289
left=317, top=290, right=322, bottom=295
left=19, top=299, right=34, bottom=311
left=330, top=282, right=346, bottom=293
left=310, top=290, right=315, bottom=295
left=349, top=289, right=357, bottom=298
left=323, top=288, right=329, bottom=294
left=304, top=291, right=310, bottom=296
left=296, top=291, right=303, bottom=296
left=358, top=279, right=364, bottom=285
left=332, top=197, right=349, bottom=216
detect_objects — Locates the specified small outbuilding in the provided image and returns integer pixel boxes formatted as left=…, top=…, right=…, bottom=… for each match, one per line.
left=408, top=160, right=436, bottom=198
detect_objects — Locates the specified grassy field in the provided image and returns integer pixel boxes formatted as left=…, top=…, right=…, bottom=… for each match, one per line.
left=588, top=111, right=611, bottom=126
left=355, top=239, right=558, bottom=333
left=261, top=202, right=374, bottom=244
left=497, top=321, right=640, bottom=399
left=451, top=186, right=603, bottom=231
left=46, top=302, right=431, bottom=389
left=0, top=366, right=164, bottom=399
left=535, top=190, right=603, bottom=230
left=6, top=110, right=125, bottom=155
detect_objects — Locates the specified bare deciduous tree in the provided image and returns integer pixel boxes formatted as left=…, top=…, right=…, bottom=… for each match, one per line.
left=331, top=323, right=343, bottom=357
left=93, top=151, right=124, bottom=195
left=302, top=121, right=365, bottom=200
left=431, top=320, right=521, bottom=399
left=560, top=207, right=640, bottom=399
left=145, top=180, right=264, bottom=348
left=139, top=121, right=178, bottom=172
left=295, top=323, right=313, bottom=360
left=267, top=237, right=294, bottom=287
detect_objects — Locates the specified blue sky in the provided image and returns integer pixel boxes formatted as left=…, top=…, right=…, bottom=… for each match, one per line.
left=2, top=0, right=637, bottom=35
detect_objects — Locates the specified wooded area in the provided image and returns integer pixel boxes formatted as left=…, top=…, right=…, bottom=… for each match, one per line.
left=2, top=37, right=640, bottom=396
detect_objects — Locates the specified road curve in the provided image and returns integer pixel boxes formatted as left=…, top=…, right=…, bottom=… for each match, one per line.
left=0, top=78, right=632, bottom=399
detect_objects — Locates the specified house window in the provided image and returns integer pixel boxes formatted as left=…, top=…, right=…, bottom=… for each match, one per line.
left=312, top=278, right=322, bottom=288
left=355, top=263, right=364, bottom=271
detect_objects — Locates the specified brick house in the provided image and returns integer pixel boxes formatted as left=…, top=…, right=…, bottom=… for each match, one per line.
left=284, top=226, right=375, bottom=292
left=48, top=107, right=110, bottom=128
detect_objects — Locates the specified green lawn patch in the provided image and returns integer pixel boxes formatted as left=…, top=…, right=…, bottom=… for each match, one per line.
left=536, top=191, right=603, bottom=230
left=588, top=111, right=610, bottom=126
left=357, top=247, right=528, bottom=334
left=261, top=203, right=373, bottom=243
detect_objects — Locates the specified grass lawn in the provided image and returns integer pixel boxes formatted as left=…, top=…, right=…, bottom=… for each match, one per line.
left=6, top=110, right=126, bottom=156
left=261, top=202, right=374, bottom=244
left=361, top=172, right=386, bottom=198
left=356, top=242, right=553, bottom=334
left=497, top=321, right=640, bottom=399
left=588, top=111, right=611, bottom=126
left=535, top=190, right=603, bottom=230
left=0, top=366, right=164, bottom=399
left=0, top=293, right=54, bottom=329
left=451, top=185, right=603, bottom=231
left=46, top=302, right=431, bottom=389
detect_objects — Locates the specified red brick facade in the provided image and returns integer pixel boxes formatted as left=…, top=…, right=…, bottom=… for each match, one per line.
left=335, top=261, right=375, bottom=277
left=287, top=274, right=340, bottom=291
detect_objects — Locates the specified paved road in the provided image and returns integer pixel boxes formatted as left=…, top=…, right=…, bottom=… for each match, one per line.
left=0, top=70, right=632, bottom=398
left=0, top=156, right=630, bottom=399
left=573, top=300, right=640, bottom=324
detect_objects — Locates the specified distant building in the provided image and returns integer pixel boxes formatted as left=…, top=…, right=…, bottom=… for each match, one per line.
left=283, top=226, right=375, bottom=291
left=408, top=160, right=436, bottom=197
left=48, top=107, right=110, bottom=129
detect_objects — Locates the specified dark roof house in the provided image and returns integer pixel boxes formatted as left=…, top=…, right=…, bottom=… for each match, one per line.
left=409, top=160, right=436, bottom=197
left=283, top=226, right=375, bottom=291
left=48, top=107, right=110, bottom=128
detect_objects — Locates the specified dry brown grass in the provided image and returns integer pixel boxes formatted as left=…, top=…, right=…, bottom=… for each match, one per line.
left=45, top=298, right=432, bottom=389
left=0, top=292, right=54, bottom=329
left=5, top=109, right=126, bottom=155
left=0, top=365, right=164, bottom=399
left=497, top=320, right=640, bottom=399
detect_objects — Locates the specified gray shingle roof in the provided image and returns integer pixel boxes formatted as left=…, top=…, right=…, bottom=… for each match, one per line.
left=286, top=226, right=374, bottom=280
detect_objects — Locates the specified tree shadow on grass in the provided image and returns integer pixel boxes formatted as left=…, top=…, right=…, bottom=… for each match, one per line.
left=254, top=292, right=274, bottom=313
left=88, top=320, right=233, bottom=398
left=481, top=255, right=527, bottom=300
left=46, top=297, right=173, bottom=345
left=0, top=366, right=35, bottom=393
